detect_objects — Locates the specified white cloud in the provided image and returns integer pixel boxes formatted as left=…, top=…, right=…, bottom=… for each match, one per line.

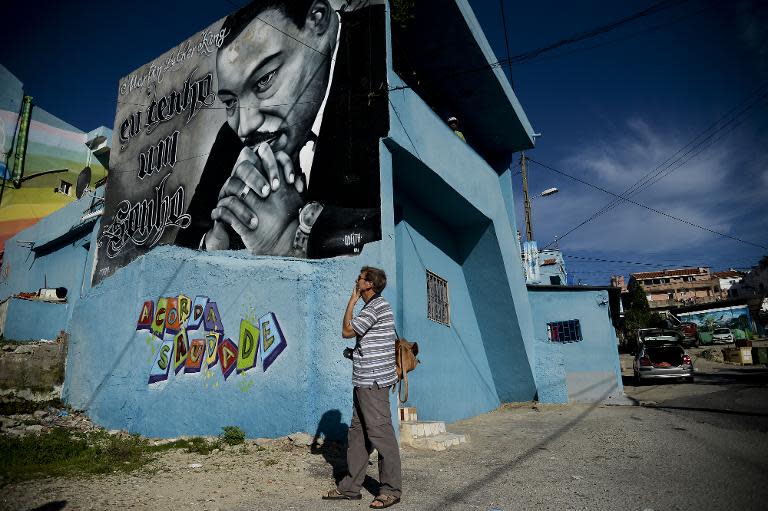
left=524, top=116, right=763, bottom=258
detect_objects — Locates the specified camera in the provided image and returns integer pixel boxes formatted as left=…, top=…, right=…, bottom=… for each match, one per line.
left=343, top=347, right=354, bottom=360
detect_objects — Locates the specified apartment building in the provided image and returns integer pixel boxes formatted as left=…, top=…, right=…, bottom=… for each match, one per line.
left=628, top=267, right=720, bottom=309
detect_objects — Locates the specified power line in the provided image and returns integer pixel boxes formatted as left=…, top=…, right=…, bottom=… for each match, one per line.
left=526, top=156, right=768, bottom=251
left=580, top=83, right=768, bottom=227
left=218, top=0, right=331, bottom=57
left=565, top=254, right=700, bottom=267
left=538, top=81, right=768, bottom=249
left=514, top=2, right=714, bottom=66
left=498, top=0, right=513, bottom=86
left=389, top=0, right=694, bottom=92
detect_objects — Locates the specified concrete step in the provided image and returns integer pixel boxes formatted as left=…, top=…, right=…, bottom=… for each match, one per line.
left=411, top=432, right=467, bottom=451
left=400, top=420, right=445, bottom=443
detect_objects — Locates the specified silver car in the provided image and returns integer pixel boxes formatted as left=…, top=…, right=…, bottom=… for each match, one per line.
left=633, top=336, right=694, bottom=384
left=711, top=328, right=734, bottom=344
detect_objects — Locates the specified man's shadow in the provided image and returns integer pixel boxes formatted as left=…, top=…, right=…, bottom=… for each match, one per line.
left=310, top=409, right=379, bottom=495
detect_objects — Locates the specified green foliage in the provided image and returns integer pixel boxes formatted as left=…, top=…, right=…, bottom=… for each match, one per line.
left=622, top=284, right=667, bottom=349
left=0, top=428, right=150, bottom=485
left=221, top=426, right=246, bottom=446
left=648, top=312, right=668, bottom=329
left=149, top=437, right=220, bottom=455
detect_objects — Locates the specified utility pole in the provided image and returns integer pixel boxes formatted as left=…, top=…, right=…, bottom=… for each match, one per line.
left=521, top=152, right=533, bottom=241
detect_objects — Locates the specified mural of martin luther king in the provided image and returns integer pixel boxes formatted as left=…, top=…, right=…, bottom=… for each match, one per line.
left=175, top=0, right=387, bottom=257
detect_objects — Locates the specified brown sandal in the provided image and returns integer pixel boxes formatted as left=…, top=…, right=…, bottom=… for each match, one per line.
left=370, top=494, right=400, bottom=508
left=322, top=488, right=362, bottom=500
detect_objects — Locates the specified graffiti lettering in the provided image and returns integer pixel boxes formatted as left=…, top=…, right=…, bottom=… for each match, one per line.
left=119, top=111, right=142, bottom=150
left=141, top=294, right=287, bottom=385
left=99, top=174, right=191, bottom=258
left=119, top=72, right=214, bottom=151
left=119, top=28, right=229, bottom=97
left=157, top=344, right=171, bottom=371
left=137, top=131, right=179, bottom=180
left=145, top=72, right=214, bottom=136
left=344, top=233, right=362, bottom=247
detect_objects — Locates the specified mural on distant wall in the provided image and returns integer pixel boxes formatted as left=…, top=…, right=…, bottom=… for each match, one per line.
left=678, top=305, right=754, bottom=343
left=94, top=0, right=388, bottom=285
left=138, top=294, right=287, bottom=386
left=0, top=108, right=108, bottom=253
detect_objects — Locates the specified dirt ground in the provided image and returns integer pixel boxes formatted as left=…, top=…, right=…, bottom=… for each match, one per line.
left=4, top=395, right=768, bottom=511
left=3, top=345, right=767, bottom=510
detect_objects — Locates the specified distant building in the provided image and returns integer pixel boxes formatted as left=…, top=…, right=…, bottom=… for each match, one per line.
left=733, top=257, right=768, bottom=298
left=522, top=241, right=567, bottom=285
left=628, top=267, right=720, bottom=309
left=712, top=269, right=744, bottom=298
left=610, top=275, right=627, bottom=292
left=0, top=64, right=111, bottom=253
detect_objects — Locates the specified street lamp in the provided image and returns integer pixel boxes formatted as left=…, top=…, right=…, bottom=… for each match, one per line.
left=539, top=187, right=559, bottom=198
left=520, top=153, right=559, bottom=241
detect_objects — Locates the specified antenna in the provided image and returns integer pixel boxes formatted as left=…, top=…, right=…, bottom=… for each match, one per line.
left=76, top=166, right=92, bottom=199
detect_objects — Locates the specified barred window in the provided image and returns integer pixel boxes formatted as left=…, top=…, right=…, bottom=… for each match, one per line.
left=547, top=319, right=582, bottom=343
left=426, top=270, right=450, bottom=326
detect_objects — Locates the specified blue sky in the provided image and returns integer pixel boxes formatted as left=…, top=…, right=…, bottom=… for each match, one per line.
left=2, top=0, right=766, bottom=284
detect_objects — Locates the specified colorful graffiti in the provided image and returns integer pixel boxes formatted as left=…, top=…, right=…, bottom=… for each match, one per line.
left=678, top=305, right=754, bottom=343
left=138, top=294, right=286, bottom=385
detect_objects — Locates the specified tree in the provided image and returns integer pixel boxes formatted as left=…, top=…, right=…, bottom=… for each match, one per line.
left=622, top=283, right=665, bottom=351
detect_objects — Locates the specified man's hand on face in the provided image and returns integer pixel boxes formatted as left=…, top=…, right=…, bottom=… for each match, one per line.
left=208, top=142, right=305, bottom=255
left=351, top=283, right=361, bottom=303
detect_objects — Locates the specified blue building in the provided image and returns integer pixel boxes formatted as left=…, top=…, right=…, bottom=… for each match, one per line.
left=0, top=0, right=624, bottom=438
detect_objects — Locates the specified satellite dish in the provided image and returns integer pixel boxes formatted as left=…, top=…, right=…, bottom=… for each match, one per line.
left=76, top=166, right=91, bottom=199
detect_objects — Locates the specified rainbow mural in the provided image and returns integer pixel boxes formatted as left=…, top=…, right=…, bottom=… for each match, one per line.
left=0, top=65, right=109, bottom=252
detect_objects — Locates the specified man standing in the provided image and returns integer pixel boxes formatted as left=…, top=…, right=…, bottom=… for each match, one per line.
left=323, top=266, right=401, bottom=508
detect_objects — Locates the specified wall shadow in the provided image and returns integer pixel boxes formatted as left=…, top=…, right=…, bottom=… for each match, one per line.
left=311, top=409, right=349, bottom=483
left=310, top=409, right=380, bottom=495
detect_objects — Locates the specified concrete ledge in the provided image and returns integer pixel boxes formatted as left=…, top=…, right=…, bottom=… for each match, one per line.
left=0, top=338, right=67, bottom=398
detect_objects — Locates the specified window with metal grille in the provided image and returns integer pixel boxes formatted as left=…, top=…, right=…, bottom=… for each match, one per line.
left=426, top=270, right=450, bottom=326
left=547, top=319, right=582, bottom=343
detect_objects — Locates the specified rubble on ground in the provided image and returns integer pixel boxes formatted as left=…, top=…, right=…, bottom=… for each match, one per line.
left=0, top=403, right=99, bottom=437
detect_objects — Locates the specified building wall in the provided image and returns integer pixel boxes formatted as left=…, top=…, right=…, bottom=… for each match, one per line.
left=63, top=240, right=395, bottom=439
left=385, top=94, right=537, bottom=408
left=386, top=74, right=538, bottom=375
left=7, top=0, right=542, bottom=439
left=630, top=268, right=720, bottom=308
left=0, top=64, right=109, bottom=252
left=0, top=190, right=102, bottom=340
left=537, top=249, right=567, bottom=285
left=528, top=289, right=623, bottom=403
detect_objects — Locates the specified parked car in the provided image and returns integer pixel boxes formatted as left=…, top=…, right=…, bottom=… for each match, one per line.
left=633, top=332, right=694, bottom=384
left=676, top=322, right=698, bottom=347
left=711, top=328, right=734, bottom=344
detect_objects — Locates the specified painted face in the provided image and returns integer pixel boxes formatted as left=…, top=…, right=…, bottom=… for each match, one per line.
left=216, top=8, right=334, bottom=160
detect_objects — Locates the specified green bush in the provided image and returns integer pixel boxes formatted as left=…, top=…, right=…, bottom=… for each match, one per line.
left=221, top=426, right=246, bottom=446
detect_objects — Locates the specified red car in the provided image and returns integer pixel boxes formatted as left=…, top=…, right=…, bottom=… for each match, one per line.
left=677, top=322, right=698, bottom=347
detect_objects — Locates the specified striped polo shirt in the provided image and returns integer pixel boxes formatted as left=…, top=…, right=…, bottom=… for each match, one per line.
left=350, top=294, right=398, bottom=388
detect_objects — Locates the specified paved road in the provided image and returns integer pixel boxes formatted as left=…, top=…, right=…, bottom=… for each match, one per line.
left=622, top=352, right=768, bottom=433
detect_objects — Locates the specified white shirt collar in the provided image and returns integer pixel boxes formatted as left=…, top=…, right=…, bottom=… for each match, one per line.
left=301, top=11, right=342, bottom=187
